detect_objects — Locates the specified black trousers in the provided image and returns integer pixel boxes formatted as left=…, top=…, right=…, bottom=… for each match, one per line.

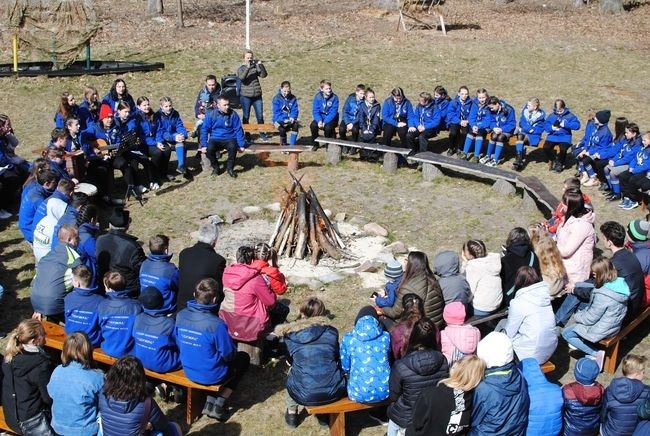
left=619, top=170, right=650, bottom=202
left=543, top=140, right=571, bottom=164
left=381, top=123, right=409, bottom=148
left=147, top=144, right=172, bottom=182
left=310, top=116, right=338, bottom=142
left=448, top=123, right=468, bottom=151
left=207, top=138, right=238, bottom=171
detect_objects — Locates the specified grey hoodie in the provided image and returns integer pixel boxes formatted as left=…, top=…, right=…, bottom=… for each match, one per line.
left=434, top=251, right=471, bottom=305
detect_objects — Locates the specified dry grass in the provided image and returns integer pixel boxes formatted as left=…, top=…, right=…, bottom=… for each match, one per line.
left=1, top=0, right=650, bottom=433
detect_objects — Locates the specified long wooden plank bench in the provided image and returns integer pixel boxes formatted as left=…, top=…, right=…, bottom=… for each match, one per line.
left=42, top=321, right=227, bottom=425
left=305, top=397, right=390, bottom=436
left=244, top=144, right=313, bottom=172
left=315, top=137, right=411, bottom=172
left=599, top=305, right=650, bottom=374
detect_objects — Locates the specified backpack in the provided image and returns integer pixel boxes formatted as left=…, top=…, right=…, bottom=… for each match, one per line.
left=221, top=74, right=241, bottom=109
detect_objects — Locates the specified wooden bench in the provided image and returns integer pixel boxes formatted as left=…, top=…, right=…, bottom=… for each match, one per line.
left=0, top=406, right=15, bottom=434
left=244, top=144, right=312, bottom=172
left=42, top=321, right=227, bottom=425
left=598, top=305, right=650, bottom=374
left=185, top=122, right=277, bottom=135
left=305, top=397, right=390, bottom=436
left=314, top=137, right=411, bottom=172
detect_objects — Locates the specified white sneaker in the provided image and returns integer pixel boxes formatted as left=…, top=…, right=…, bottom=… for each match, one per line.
left=479, top=155, right=491, bottom=164
left=0, top=209, right=12, bottom=219
left=259, top=132, right=270, bottom=143
left=165, top=174, right=176, bottom=181
left=149, top=182, right=160, bottom=191
left=485, top=158, right=498, bottom=167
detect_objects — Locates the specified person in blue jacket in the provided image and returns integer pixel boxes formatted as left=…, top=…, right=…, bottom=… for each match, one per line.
left=513, top=98, right=546, bottom=171
left=50, top=192, right=90, bottom=253
left=576, top=110, right=614, bottom=187
left=339, top=84, right=365, bottom=146
left=480, top=97, right=516, bottom=167
left=571, top=107, right=597, bottom=175
left=76, top=203, right=100, bottom=287
left=518, top=357, right=563, bottom=436
left=356, top=88, right=382, bottom=161
left=18, top=167, right=57, bottom=243
left=406, top=92, right=442, bottom=155
left=200, top=95, right=246, bottom=178
left=381, top=87, right=413, bottom=150
left=432, top=85, right=451, bottom=132
left=470, top=332, right=529, bottom=436
left=604, top=123, right=642, bottom=202
left=139, top=234, right=179, bottom=314
left=446, top=86, right=474, bottom=156
left=340, top=308, right=391, bottom=403
left=133, top=286, right=181, bottom=374
left=590, top=116, right=627, bottom=192
left=274, top=297, right=347, bottom=428
left=64, top=264, right=105, bottom=347
left=78, top=86, right=99, bottom=128
left=31, top=178, right=74, bottom=251
left=192, top=74, right=221, bottom=138
left=175, top=278, right=249, bottom=422
left=618, top=132, right=650, bottom=210
left=373, top=258, right=404, bottom=309
left=54, top=91, right=85, bottom=130
left=459, top=88, right=492, bottom=162
left=135, top=96, right=167, bottom=188
left=101, top=78, right=136, bottom=112
left=157, top=96, right=191, bottom=180
left=562, top=357, right=604, bottom=436
left=113, top=101, right=153, bottom=197
left=543, top=99, right=581, bottom=173
left=601, top=354, right=650, bottom=436
left=310, top=80, right=339, bottom=148
left=272, top=81, right=300, bottom=146
left=98, top=270, right=142, bottom=358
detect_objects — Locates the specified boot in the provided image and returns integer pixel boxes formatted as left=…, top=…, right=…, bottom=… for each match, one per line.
left=512, top=152, right=524, bottom=171
left=553, top=160, right=564, bottom=173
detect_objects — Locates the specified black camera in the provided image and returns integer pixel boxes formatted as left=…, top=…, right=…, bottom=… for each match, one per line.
left=250, top=59, right=258, bottom=66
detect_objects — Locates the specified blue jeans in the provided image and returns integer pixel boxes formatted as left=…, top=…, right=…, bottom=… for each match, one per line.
left=562, top=324, right=597, bottom=356
left=555, top=293, right=589, bottom=326
left=387, top=419, right=405, bottom=436
left=240, top=96, right=264, bottom=124
left=472, top=308, right=494, bottom=317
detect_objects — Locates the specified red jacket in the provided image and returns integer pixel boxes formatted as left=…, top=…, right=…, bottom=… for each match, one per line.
left=250, top=259, right=288, bottom=295
left=219, top=263, right=276, bottom=342
left=546, top=193, right=593, bottom=234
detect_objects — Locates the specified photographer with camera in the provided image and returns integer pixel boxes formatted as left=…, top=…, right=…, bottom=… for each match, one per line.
left=237, top=49, right=268, bottom=142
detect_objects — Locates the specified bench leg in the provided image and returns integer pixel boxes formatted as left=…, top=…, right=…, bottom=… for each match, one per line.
left=186, top=387, right=206, bottom=425
left=287, top=151, right=299, bottom=173
left=329, top=412, right=345, bottom=436
left=326, top=144, right=342, bottom=165
left=422, top=163, right=443, bottom=181
left=382, top=153, right=398, bottom=172
left=604, top=343, right=619, bottom=374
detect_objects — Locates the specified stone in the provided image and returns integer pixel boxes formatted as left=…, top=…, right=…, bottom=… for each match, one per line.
left=385, top=241, right=409, bottom=254
left=242, top=206, right=262, bottom=214
left=200, top=154, right=212, bottom=173
left=226, top=210, right=249, bottom=224
left=335, top=212, right=346, bottom=222
left=422, top=163, right=443, bottom=181
left=523, top=190, right=537, bottom=211
left=326, top=143, right=342, bottom=165
left=323, top=209, right=332, bottom=218
left=492, top=179, right=516, bottom=196
left=264, top=202, right=281, bottom=212
left=364, top=222, right=388, bottom=237
left=319, top=271, right=345, bottom=284
left=382, top=153, right=398, bottom=172
left=355, top=259, right=383, bottom=273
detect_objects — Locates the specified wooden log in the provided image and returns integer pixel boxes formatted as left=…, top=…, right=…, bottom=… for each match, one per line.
left=309, top=212, right=321, bottom=266
left=284, top=207, right=297, bottom=257
left=278, top=205, right=296, bottom=255
left=273, top=204, right=294, bottom=251
left=269, top=208, right=286, bottom=247
left=382, top=153, right=399, bottom=172
left=316, top=220, right=342, bottom=260
left=307, top=188, right=345, bottom=249
left=294, top=192, right=308, bottom=259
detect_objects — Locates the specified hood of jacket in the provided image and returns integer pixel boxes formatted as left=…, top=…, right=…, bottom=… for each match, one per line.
left=352, top=315, right=383, bottom=342
left=569, top=382, right=604, bottom=406
left=222, top=263, right=261, bottom=291
left=471, top=252, right=502, bottom=275
left=146, top=252, right=173, bottom=262
left=402, top=348, right=447, bottom=376
left=602, top=277, right=630, bottom=297
left=482, top=362, right=522, bottom=397
left=609, top=377, right=648, bottom=404
left=9, top=349, right=50, bottom=378
left=434, top=251, right=460, bottom=277
left=505, top=240, right=532, bottom=258
left=594, top=282, right=629, bottom=304
left=515, top=281, right=551, bottom=307
left=72, top=286, right=100, bottom=297
left=274, top=316, right=332, bottom=343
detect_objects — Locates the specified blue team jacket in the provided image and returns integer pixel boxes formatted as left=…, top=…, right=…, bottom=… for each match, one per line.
left=139, top=253, right=179, bottom=314
left=64, top=286, right=106, bottom=347
left=272, top=89, right=299, bottom=124
left=312, top=91, right=339, bottom=125
left=98, top=290, right=142, bottom=358
left=199, top=109, right=246, bottom=148
left=133, top=309, right=181, bottom=373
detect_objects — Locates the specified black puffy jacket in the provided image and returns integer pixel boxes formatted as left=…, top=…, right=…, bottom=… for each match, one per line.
left=388, top=348, right=449, bottom=428
left=96, top=229, right=146, bottom=296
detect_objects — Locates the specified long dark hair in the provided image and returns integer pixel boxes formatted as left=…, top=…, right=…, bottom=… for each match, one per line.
left=109, top=79, right=130, bottom=101
left=513, top=266, right=541, bottom=292
left=397, top=251, right=441, bottom=299
left=614, top=117, right=628, bottom=142
left=563, top=189, right=588, bottom=222
left=103, top=355, right=147, bottom=401
left=406, top=317, right=439, bottom=353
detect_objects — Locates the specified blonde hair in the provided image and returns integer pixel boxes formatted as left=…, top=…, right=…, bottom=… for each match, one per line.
left=439, top=355, right=485, bottom=391
left=4, top=319, right=45, bottom=363
left=530, top=226, right=567, bottom=281
left=622, top=354, right=646, bottom=376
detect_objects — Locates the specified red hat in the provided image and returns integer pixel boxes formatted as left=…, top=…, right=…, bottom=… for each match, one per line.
left=99, top=104, right=114, bottom=121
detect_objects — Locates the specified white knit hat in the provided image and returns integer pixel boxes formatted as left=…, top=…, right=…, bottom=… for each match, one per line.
left=477, top=332, right=514, bottom=368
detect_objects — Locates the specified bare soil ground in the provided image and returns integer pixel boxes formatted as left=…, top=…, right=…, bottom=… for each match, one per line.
left=1, top=0, right=650, bottom=434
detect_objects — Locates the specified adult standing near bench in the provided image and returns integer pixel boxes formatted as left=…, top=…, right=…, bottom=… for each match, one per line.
left=192, top=74, right=220, bottom=138
left=237, top=49, right=268, bottom=142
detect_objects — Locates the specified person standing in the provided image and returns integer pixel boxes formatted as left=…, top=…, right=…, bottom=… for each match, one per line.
left=200, top=95, right=246, bottom=178
left=237, top=49, right=268, bottom=142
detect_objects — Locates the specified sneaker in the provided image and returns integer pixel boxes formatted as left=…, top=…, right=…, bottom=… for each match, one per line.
left=606, top=193, right=622, bottom=202
left=170, top=386, right=184, bottom=403
left=594, top=350, right=606, bottom=372
left=0, top=209, right=13, bottom=219
left=149, top=182, right=160, bottom=191
left=619, top=198, right=630, bottom=208
left=469, top=155, right=480, bottom=163
left=207, top=399, right=229, bottom=422
left=176, top=166, right=187, bottom=175
left=622, top=200, right=639, bottom=211
left=553, top=162, right=564, bottom=173
left=446, top=148, right=456, bottom=157
left=259, top=132, right=270, bottom=143
left=154, top=383, right=168, bottom=401
left=598, top=182, right=610, bottom=192
left=485, top=158, right=498, bottom=167
left=456, top=151, right=467, bottom=160
left=165, top=174, right=176, bottom=181
left=479, top=155, right=491, bottom=164
left=201, top=397, right=215, bottom=417
left=465, top=152, right=473, bottom=161
left=315, top=414, right=330, bottom=427
left=567, top=344, right=577, bottom=351
left=583, top=176, right=600, bottom=187
left=285, top=409, right=299, bottom=428
left=580, top=173, right=590, bottom=184
left=135, top=185, right=148, bottom=195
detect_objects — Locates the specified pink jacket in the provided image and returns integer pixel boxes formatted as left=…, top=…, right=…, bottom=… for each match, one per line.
left=440, top=324, right=481, bottom=364
left=555, top=211, right=596, bottom=288
left=219, top=263, right=277, bottom=342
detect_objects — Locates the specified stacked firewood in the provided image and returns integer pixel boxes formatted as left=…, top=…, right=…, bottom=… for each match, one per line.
left=269, top=175, right=346, bottom=265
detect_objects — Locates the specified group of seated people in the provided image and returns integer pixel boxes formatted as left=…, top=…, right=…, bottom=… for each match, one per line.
left=3, top=172, right=650, bottom=434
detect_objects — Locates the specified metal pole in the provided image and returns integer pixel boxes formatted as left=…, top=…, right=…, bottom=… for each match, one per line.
left=86, top=42, right=91, bottom=70
left=12, top=34, right=18, bottom=73
left=245, top=0, right=250, bottom=49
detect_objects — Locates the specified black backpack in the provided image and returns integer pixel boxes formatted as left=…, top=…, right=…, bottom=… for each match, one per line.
left=221, top=74, right=241, bottom=109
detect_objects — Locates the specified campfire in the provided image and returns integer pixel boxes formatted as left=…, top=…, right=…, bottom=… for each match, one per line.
left=269, top=175, right=346, bottom=265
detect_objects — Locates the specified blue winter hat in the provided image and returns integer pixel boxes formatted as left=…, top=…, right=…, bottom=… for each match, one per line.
left=574, top=357, right=599, bottom=385
left=384, top=259, right=403, bottom=280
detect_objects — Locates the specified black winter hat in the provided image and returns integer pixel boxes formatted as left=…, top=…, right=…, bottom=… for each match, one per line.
left=595, top=110, right=611, bottom=124
left=109, top=207, right=130, bottom=228
left=139, top=286, right=164, bottom=310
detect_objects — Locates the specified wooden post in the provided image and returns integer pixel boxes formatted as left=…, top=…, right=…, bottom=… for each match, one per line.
left=329, top=412, right=346, bottom=436
left=176, top=0, right=184, bottom=27
left=382, top=153, right=398, bottom=172
left=326, top=143, right=342, bottom=165
left=187, top=387, right=205, bottom=425
left=287, top=151, right=299, bottom=172
left=13, top=34, right=19, bottom=73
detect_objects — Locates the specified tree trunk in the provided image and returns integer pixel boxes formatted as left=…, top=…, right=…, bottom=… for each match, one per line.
left=146, top=0, right=164, bottom=17
left=176, top=0, right=184, bottom=27
left=599, top=0, right=623, bottom=14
